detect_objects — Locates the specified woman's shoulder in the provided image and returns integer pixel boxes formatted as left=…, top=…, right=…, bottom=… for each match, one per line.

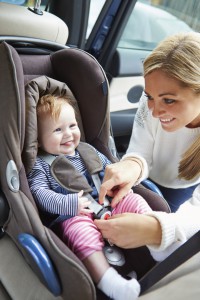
left=134, top=92, right=159, bottom=129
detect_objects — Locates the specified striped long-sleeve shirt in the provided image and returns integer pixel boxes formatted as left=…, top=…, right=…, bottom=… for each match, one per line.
left=27, top=146, right=111, bottom=219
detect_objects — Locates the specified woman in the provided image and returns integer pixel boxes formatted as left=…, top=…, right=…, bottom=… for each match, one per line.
left=94, top=32, right=200, bottom=258
left=104, top=32, right=200, bottom=213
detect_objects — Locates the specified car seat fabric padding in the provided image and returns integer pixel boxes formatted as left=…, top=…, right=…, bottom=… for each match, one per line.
left=21, top=54, right=55, bottom=84
left=50, top=142, right=103, bottom=193
left=0, top=41, right=96, bottom=300
left=50, top=48, right=116, bottom=162
left=20, top=47, right=117, bottom=164
left=23, top=75, right=85, bottom=175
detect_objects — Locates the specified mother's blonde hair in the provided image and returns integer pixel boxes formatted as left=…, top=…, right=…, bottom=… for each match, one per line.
left=143, top=32, right=200, bottom=180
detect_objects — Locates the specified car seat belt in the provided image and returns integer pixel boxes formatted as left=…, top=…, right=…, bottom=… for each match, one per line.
left=139, top=230, right=200, bottom=294
left=38, top=144, right=112, bottom=219
left=38, top=151, right=105, bottom=217
left=38, top=149, right=126, bottom=267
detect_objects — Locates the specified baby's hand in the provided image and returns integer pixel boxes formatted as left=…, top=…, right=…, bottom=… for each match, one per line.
left=78, top=190, right=93, bottom=216
left=128, top=189, right=133, bottom=194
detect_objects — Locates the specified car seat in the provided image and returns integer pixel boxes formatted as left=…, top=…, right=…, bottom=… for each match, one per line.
left=0, top=38, right=171, bottom=300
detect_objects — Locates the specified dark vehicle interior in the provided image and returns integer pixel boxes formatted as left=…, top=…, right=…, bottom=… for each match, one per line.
left=0, top=0, right=199, bottom=299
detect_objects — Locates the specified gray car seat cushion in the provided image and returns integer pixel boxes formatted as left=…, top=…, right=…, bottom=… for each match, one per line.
left=23, top=75, right=85, bottom=175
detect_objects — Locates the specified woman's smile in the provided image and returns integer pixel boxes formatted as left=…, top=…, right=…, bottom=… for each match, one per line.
left=159, top=117, right=175, bottom=125
left=145, top=69, right=200, bottom=131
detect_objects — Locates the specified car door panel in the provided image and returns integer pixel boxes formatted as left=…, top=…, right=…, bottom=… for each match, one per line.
left=111, top=109, right=136, bottom=157
left=108, top=48, right=148, bottom=155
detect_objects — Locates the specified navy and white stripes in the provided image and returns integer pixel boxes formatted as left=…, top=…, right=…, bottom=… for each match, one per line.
left=27, top=147, right=111, bottom=217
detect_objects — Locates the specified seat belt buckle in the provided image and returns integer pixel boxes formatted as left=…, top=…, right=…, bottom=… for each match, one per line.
left=95, top=206, right=112, bottom=220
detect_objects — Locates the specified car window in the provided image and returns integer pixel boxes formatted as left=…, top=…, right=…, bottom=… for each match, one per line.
left=0, top=0, right=48, bottom=8
left=118, top=0, right=197, bottom=51
left=0, top=0, right=25, bottom=3
left=86, top=0, right=106, bottom=38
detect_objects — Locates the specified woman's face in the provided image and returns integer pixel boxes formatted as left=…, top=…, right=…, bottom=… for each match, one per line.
left=144, top=69, right=200, bottom=132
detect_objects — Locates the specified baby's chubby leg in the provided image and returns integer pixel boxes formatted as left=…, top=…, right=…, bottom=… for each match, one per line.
left=60, top=215, right=104, bottom=260
left=60, top=216, right=140, bottom=300
left=112, top=191, right=152, bottom=215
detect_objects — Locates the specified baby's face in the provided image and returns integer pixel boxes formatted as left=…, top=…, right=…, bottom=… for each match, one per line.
left=38, top=103, right=81, bottom=156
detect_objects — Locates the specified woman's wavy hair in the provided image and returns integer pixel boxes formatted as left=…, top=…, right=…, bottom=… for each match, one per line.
left=143, top=32, right=200, bottom=180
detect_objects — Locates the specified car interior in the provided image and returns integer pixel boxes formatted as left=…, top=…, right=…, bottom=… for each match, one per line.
left=0, top=1, right=182, bottom=300
left=0, top=0, right=197, bottom=298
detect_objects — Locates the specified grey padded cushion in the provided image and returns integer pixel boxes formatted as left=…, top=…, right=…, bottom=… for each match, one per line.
left=23, top=75, right=85, bottom=175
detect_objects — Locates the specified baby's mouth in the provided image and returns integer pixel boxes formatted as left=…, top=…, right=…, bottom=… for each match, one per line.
left=61, top=141, right=73, bottom=146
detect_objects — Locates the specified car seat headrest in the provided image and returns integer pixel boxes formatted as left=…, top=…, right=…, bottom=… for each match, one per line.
left=23, top=76, right=85, bottom=175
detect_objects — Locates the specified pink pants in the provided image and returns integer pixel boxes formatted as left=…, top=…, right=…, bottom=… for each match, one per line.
left=59, top=192, right=151, bottom=261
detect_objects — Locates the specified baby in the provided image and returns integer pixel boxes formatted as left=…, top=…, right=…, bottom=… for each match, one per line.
left=27, top=94, right=153, bottom=300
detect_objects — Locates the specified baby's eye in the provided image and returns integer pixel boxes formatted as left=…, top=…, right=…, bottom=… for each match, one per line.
left=54, top=128, right=61, bottom=132
left=70, top=123, right=77, bottom=128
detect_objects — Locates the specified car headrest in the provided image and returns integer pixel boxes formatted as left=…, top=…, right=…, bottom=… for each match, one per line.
left=0, top=3, right=68, bottom=45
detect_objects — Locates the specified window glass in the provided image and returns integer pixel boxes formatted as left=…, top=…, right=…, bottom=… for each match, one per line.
left=118, top=0, right=198, bottom=51
left=86, top=0, right=106, bottom=38
left=23, top=0, right=47, bottom=9
left=0, top=0, right=48, bottom=9
left=0, top=0, right=26, bottom=3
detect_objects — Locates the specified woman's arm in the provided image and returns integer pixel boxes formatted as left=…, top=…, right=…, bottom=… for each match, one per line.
left=98, top=94, right=156, bottom=205
left=95, top=186, right=200, bottom=261
left=147, top=187, right=200, bottom=260
left=94, top=213, right=162, bottom=248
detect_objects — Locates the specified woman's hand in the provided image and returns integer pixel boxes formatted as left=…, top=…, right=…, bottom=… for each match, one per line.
left=94, top=213, right=162, bottom=248
left=99, top=160, right=141, bottom=207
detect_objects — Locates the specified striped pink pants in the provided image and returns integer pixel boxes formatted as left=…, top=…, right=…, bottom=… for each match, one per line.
left=59, top=192, right=152, bottom=261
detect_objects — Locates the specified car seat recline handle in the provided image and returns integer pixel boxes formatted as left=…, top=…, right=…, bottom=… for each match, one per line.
left=18, top=233, right=61, bottom=296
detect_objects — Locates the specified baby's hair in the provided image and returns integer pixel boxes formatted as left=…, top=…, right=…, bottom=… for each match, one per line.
left=37, top=94, right=76, bottom=120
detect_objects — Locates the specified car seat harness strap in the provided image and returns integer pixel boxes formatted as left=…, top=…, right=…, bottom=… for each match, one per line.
left=38, top=142, right=112, bottom=222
